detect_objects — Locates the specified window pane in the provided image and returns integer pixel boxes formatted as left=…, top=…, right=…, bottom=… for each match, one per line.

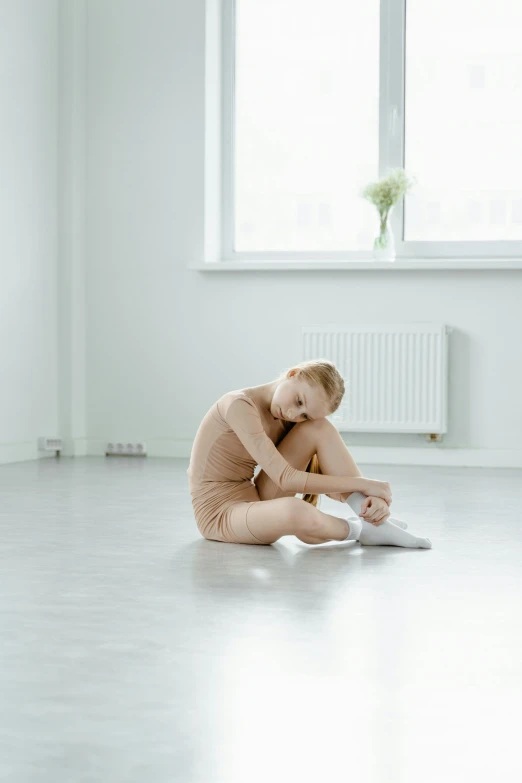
left=234, top=0, right=380, bottom=252
left=405, top=0, right=522, bottom=241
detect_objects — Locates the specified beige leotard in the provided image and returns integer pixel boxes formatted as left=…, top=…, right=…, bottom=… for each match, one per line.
left=187, top=389, right=347, bottom=544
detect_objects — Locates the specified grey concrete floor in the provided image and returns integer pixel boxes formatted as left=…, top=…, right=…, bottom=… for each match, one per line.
left=1, top=456, right=521, bottom=782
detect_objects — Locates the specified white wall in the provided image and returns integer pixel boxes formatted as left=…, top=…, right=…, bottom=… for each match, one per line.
left=2, top=0, right=521, bottom=468
left=0, top=0, right=60, bottom=465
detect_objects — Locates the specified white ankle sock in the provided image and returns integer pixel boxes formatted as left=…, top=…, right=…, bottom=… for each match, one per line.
left=343, top=493, right=432, bottom=549
left=344, top=491, right=408, bottom=529
left=343, top=518, right=362, bottom=541
left=358, top=518, right=432, bottom=548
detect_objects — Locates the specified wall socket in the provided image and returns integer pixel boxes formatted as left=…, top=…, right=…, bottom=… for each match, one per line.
left=105, top=442, right=147, bottom=457
left=38, top=437, right=63, bottom=453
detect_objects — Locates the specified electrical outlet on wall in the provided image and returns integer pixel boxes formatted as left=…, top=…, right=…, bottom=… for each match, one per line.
left=38, top=437, right=62, bottom=454
left=105, top=442, right=147, bottom=457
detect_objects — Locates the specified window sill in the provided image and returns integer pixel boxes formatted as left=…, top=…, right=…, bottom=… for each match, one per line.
left=188, top=258, right=522, bottom=271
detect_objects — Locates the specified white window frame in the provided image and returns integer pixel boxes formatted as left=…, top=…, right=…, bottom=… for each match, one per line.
left=216, top=0, right=522, bottom=264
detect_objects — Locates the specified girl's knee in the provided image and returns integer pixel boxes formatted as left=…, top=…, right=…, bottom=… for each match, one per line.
left=280, top=497, right=322, bottom=536
left=279, top=496, right=310, bottom=521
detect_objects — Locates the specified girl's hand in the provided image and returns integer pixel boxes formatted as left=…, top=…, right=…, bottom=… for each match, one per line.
left=359, top=478, right=392, bottom=505
left=360, top=496, right=390, bottom=526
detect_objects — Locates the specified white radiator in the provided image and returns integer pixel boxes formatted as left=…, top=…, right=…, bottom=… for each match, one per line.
left=302, top=324, right=451, bottom=435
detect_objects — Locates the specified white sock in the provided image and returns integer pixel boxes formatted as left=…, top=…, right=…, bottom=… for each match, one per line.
left=343, top=518, right=362, bottom=541
left=345, top=491, right=408, bottom=529
left=343, top=493, right=432, bottom=549
left=358, top=518, right=432, bottom=548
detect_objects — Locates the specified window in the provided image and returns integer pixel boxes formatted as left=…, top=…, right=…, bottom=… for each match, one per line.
left=404, top=0, right=522, bottom=246
left=221, top=0, right=522, bottom=260
left=231, top=0, right=380, bottom=254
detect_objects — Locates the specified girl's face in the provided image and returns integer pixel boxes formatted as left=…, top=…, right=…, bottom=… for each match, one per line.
left=271, top=374, right=331, bottom=423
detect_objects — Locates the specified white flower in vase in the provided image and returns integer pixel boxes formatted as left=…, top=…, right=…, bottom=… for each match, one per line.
left=362, top=168, right=417, bottom=261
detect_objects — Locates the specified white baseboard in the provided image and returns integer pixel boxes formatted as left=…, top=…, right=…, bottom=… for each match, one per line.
left=337, top=446, right=522, bottom=468
left=2, top=439, right=522, bottom=469
left=0, top=439, right=89, bottom=466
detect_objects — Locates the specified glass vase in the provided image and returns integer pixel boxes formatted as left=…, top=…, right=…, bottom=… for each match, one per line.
left=372, top=208, right=396, bottom=262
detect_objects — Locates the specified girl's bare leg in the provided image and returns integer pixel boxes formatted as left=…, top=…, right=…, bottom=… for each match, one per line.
left=249, top=418, right=364, bottom=545
left=243, top=495, right=352, bottom=545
